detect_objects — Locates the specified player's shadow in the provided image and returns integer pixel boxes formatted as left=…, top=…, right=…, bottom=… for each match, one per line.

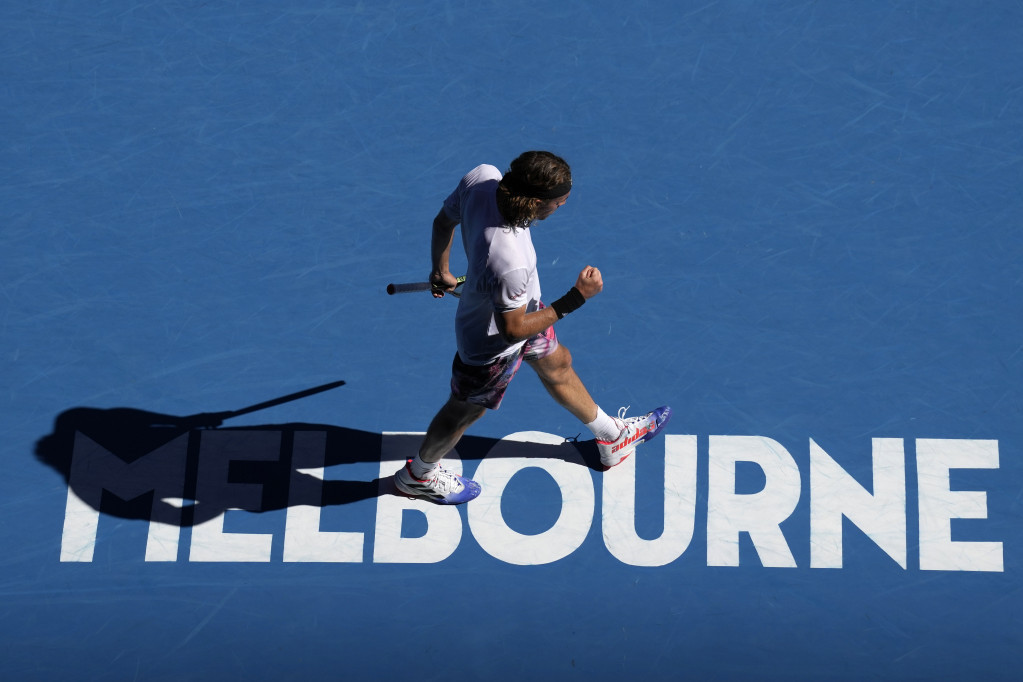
left=35, top=404, right=600, bottom=527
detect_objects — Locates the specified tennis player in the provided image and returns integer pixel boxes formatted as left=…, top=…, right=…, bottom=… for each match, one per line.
left=394, top=151, right=671, bottom=504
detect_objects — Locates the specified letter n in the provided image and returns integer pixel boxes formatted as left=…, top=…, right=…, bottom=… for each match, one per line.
left=810, top=438, right=906, bottom=569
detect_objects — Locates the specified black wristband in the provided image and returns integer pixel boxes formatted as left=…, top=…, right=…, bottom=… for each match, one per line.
left=550, top=287, right=586, bottom=319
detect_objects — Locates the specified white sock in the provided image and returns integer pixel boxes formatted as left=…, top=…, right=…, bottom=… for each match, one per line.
left=409, top=454, right=438, bottom=480
left=585, top=407, right=622, bottom=442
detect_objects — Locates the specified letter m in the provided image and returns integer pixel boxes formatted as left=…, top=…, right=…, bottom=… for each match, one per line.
left=61, top=432, right=188, bottom=562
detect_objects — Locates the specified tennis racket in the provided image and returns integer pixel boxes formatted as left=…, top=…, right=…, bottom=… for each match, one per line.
left=386, top=275, right=466, bottom=297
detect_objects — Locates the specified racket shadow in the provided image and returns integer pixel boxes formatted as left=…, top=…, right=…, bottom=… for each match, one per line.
left=35, top=405, right=598, bottom=527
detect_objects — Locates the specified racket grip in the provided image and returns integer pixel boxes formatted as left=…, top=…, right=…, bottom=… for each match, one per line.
left=386, top=282, right=433, bottom=295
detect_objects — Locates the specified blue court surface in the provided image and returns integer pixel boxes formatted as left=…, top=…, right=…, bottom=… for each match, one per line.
left=3, top=1, right=1021, bottom=680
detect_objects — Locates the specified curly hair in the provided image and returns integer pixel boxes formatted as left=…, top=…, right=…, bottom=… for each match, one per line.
left=496, top=151, right=572, bottom=227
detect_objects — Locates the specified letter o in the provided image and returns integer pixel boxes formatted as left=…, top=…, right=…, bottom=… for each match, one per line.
left=468, top=431, right=594, bottom=565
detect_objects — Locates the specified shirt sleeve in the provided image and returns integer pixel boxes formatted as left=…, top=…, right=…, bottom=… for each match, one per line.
left=493, top=267, right=530, bottom=313
left=441, top=179, right=464, bottom=222
left=441, top=164, right=500, bottom=223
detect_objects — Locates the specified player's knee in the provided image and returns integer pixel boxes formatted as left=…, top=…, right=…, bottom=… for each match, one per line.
left=445, top=397, right=486, bottom=427
left=533, top=344, right=573, bottom=381
left=554, top=345, right=573, bottom=372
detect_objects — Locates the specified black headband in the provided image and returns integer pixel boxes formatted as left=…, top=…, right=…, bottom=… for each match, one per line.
left=501, top=172, right=572, bottom=200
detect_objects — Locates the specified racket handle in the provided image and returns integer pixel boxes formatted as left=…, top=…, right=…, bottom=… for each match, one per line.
left=386, top=281, right=433, bottom=295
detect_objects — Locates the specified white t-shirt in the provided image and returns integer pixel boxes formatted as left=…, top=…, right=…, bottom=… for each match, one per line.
left=442, top=164, right=542, bottom=365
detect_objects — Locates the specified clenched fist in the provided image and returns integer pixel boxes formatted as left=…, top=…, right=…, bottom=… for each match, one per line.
left=574, top=266, right=603, bottom=299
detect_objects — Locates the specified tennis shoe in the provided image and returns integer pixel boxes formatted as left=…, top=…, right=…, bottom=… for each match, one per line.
left=393, top=461, right=482, bottom=505
left=597, top=405, right=672, bottom=468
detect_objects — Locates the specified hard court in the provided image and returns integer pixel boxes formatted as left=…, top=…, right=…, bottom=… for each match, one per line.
left=2, top=1, right=1021, bottom=680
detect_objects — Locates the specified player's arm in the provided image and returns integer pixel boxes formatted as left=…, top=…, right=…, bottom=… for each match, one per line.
left=430, top=208, right=460, bottom=297
left=497, top=304, right=560, bottom=344
left=497, top=266, right=603, bottom=343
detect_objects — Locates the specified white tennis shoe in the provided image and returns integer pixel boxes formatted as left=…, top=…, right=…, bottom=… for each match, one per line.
left=393, top=461, right=482, bottom=505
left=596, top=406, right=672, bottom=468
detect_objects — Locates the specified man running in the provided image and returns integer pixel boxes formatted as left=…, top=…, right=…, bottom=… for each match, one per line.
left=395, top=150, right=671, bottom=504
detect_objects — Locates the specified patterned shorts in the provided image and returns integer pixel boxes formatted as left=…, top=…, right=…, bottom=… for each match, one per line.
left=450, top=317, right=559, bottom=410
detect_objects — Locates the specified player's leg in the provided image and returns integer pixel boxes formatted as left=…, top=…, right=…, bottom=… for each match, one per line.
left=418, top=395, right=486, bottom=463
left=527, top=334, right=672, bottom=468
left=394, top=351, right=518, bottom=504
left=526, top=344, right=599, bottom=423
left=394, top=394, right=485, bottom=504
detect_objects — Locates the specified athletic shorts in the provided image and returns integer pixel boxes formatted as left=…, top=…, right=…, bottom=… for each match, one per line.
left=450, top=316, right=559, bottom=410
